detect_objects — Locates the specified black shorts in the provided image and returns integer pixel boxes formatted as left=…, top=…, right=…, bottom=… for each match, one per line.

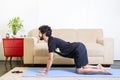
left=74, top=43, right=88, bottom=68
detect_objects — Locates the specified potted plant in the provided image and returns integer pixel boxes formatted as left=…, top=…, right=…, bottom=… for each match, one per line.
left=8, top=17, right=23, bottom=36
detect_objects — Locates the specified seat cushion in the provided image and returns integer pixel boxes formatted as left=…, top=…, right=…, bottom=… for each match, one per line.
left=34, top=43, right=104, bottom=57
left=34, top=42, right=48, bottom=56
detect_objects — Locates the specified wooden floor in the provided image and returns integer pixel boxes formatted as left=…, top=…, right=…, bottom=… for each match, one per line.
left=0, top=60, right=120, bottom=77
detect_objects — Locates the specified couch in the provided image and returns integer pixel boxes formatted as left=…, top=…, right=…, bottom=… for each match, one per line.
left=23, top=29, right=114, bottom=65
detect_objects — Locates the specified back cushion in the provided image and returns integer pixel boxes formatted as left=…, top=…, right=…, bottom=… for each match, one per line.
left=76, top=29, right=103, bottom=43
left=52, top=29, right=103, bottom=43
left=27, top=28, right=103, bottom=43
left=27, top=29, right=39, bottom=37
left=52, top=29, right=77, bottom=42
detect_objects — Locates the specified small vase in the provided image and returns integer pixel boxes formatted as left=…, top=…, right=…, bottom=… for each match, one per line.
left=6, top=33, right=10, bottom=38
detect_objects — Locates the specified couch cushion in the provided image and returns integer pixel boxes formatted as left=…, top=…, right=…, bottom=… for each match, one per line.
left=34, top=42, right=49, bottom=56
left=28, top=29, right=103, bottom=43
left=76, top=29, right=103, bottom=43
left=34, top=48, right=49, bottom=56
left=27, top=29, right=39, bottom=37
left=52, top=29, right=77, bottom=42
left=34, top=43, right=104, bottom=57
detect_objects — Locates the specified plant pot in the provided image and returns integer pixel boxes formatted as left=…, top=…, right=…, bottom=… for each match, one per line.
left=13, top=30, right=17, bottom=35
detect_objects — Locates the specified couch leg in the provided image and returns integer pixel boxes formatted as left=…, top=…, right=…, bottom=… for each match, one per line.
left=102, top=64, right=111, bottom=67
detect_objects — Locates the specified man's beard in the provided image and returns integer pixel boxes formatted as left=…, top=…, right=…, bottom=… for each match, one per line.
left=40, top=35, right=44, bottom=40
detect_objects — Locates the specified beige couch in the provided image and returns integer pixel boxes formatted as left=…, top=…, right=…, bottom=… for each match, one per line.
left=23, top=29, right=114, bottom=65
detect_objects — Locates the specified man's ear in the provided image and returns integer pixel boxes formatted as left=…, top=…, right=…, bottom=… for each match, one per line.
left=43, top=33, right=46, bottom=37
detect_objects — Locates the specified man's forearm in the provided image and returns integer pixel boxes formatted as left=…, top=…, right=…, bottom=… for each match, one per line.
left=45, top=58, right=53, bottom=72
left=45, top=53, right=54, bottom=73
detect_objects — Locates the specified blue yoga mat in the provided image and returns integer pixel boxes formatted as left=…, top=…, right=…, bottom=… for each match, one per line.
left=22, top=68, right=120, bottom=78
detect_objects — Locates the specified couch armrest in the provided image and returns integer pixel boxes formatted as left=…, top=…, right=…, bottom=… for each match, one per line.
left=103, top=38, right=114, bottom=64
left=97, top=38, right=114, bottom=64
left=24, top=38, right=34, bottom=64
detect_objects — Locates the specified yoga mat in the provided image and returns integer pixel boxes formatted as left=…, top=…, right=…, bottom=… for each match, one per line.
left=22, top=68, right=120, bottom=78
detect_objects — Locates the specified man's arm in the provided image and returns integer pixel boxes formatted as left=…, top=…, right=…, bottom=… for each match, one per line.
left=44, top=52, right=54, bottom=74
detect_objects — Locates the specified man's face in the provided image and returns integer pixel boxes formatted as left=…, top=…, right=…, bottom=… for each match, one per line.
left=38, top=31, right=44, bottom=40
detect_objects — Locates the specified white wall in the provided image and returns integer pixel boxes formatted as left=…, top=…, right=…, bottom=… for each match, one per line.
left=0, top=0, right=120, bottom=60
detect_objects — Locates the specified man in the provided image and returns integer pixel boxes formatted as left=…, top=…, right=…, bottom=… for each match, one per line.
left=38, top=25, right=111, bottom=76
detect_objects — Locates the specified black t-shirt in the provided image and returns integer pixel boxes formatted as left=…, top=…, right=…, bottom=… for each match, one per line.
left=48, top=36, right=79, bottom=58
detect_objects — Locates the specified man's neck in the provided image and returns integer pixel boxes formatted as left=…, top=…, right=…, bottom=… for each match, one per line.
left=44, top=36, right=49, bottom=43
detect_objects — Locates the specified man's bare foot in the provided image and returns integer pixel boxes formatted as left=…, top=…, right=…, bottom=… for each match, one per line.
left=97, top=64, right=106, bottom=71
left=101, top=70, right=112, bottom=75
left=97, top=64, right=112, bottom=75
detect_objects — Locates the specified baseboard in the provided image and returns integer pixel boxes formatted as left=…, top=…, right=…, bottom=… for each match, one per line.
left=0, top=60, right=21, bottom=62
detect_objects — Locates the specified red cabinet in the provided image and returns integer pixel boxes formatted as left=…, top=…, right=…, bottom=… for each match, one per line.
left=2, top=38, right=24, bottom=64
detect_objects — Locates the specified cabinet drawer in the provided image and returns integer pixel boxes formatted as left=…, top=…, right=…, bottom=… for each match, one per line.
left=3, top=39, right=14, bottom=47
left=14, top=40, right=23, bottom=47
left=4, top=48, right=23, bottom=57
left=4, top=48, right=14, bottom=56
left=14, top=48, right=23, bottom=56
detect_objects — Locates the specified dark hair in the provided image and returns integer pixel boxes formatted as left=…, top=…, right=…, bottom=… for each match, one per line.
left=38, top=25, right=52, bottom=37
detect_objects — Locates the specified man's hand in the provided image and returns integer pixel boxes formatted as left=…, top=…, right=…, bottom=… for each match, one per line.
left=37, top=53, right=54, bottom=76
left=37, top=71, right=48, bottom=76
left=42, top=68, right=47, bottom=71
